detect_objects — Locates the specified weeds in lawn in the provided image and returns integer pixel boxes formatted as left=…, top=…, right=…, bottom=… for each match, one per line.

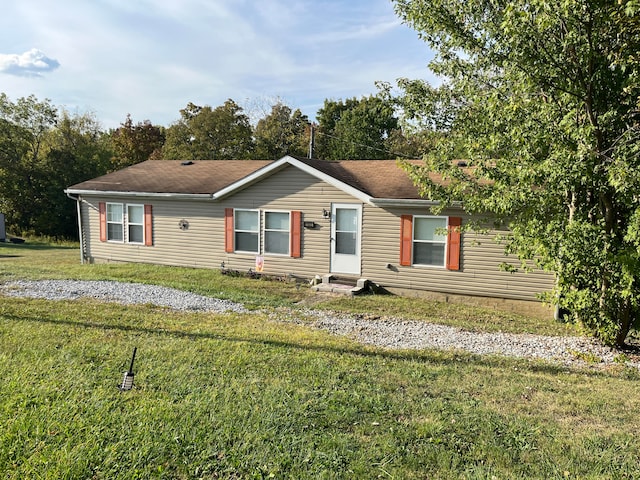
left=2, top=241, right=640, bottom=478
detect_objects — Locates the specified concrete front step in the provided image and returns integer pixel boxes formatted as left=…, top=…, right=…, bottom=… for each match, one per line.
left=310, top=274, right=370, bottom=296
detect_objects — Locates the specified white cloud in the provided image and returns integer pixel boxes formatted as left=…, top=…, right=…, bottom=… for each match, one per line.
left=0, top=48, right=60, bottom=77
left=0, top=0, right=435, bottom=127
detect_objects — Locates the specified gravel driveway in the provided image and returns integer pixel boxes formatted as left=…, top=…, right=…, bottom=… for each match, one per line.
left=1, top=279, right=634, bottom=370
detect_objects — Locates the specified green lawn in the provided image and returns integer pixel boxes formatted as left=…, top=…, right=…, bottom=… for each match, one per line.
left=1, top=241, right=639, bottom=478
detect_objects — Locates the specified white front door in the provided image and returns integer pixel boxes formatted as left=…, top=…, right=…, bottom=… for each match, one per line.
left=330, top=203, right=362, bottom=275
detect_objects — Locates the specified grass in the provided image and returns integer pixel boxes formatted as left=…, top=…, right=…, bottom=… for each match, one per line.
left=0, top=241, right=574, bottom=335
left=2, top=241, right=640, bottom=478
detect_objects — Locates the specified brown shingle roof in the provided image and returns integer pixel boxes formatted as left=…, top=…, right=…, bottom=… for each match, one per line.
left=295, top=158, right=424, bottom=199
left=67, top=157, right=435, bottom=200
left=68, top=160, right=273, bottom=194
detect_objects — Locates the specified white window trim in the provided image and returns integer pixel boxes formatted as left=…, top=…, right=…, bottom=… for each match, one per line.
left=231, top=208, right=297, bottom=256
left=126, top=204, right=145, bottom=245
left=234, top=208, right=261, bottom=254
left=106, top=202, right=124, bottom=243
left=263, top=210, right=291, bottom=256
left=412, top=215, right=448, bottom=268
left=107, top=202, right=149, bottom=245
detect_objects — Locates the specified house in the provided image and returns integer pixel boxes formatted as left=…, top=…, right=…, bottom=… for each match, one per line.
left=64, top=155, right=554, bottom=317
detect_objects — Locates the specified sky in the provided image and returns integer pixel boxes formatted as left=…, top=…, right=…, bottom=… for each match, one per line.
left=0, top=0, right=436, bottom=129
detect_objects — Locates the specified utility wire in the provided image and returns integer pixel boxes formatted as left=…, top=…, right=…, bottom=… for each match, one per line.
left=312, top=128, right=421, bottom=160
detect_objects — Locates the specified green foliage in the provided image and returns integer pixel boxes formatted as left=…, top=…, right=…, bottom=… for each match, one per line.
left=254, top=102, right=310, bottom=159
left=393, top=0, right=640, bottom=346
left=0, top=94, right=111, bottom=238
left=108, top=114, right=165, bottom=170
left=315, top=96, right=399, bottom=160
left=162, top=99, right=255, bottom=160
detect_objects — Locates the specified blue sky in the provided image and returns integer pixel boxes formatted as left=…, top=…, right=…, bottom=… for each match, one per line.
left=0, top=0, right=436, bottom=129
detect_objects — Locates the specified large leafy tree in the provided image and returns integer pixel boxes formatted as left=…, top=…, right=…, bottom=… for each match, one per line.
left=162, top=100, right=254, bottom=160
left=41, top=111, right=112, bottom=237
left=393, top=0, right=640, bottom=346
left=109, top=114, right=165, bottom=170
left=315, top=96, right=399, bottom=160
left=0, top=94, right=111, bottom=238
left=0, top=94, right=57, bottom=236
left=254, top=103, right=309, bottom=159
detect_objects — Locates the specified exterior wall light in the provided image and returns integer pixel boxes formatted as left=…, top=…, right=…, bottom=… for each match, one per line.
left=322, top=209, right=330, bottom=219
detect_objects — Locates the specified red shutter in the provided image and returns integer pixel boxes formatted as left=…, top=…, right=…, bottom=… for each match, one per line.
left=99, top=202, right=106, bottom=242
left=400, top=215, right=413, bottom=266
left=446, top=216, right=462, bottom=271
left=144, top=204, right=153, bottom=246
left=290, top=211, right=301, bottom=258
left=224, top=208, right=234, bottom=253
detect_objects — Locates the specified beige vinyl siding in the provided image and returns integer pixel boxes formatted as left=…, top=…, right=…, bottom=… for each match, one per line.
left=79, top=164, right=553, bottom=302
left=81, top=166, right=358, bottom=278
left=83, top=197, right=223, bottom=268
left=361, top=206, right=554, bottom=302
left=217, top=166, right=357, bottom=277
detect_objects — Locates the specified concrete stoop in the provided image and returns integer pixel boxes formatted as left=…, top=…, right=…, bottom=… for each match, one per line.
left=311, top=274, right=370, bottom=296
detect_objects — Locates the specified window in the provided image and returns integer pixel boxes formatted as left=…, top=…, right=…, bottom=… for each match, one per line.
left=413, top=216, right=447, bottom=266
left=100, top=202, right=152, bottom=246
left=106, top=203, right=123, bottom=242
left=234, top=209, right=259, bottom=253
left=264, top=211, right=290, bottom=255
left=225, top=208, right=301, bottom=258
left=127, top=204, right=144, bottom=244
left=400, top=215, right=461, bottom=270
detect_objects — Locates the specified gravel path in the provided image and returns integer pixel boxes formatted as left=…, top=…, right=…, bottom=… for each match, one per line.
left=1, top=279, right=247, bottom=314
left=1, top=279, right=632, bottom=370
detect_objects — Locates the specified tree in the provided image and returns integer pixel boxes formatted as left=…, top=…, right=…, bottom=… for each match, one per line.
left=109, top=114, right=164, bottom=170
left=254, top=103, right=309, bottom=159
left=0, top=94, right=111, bottom=238
left=162, top=99, right=254, bottom=160
left=0, top=94, right=57, bottom=235
left=315, top=96, right=399, bottom=160
left=41, top=110, right=112, bottom=237
left=392, top=0, right=640, bottom=346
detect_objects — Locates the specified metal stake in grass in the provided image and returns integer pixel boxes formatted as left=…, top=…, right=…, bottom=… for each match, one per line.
left=119, top=347, right=137, bottom=391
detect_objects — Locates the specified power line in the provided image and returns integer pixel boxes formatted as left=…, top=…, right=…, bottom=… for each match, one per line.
left=310, top=128, right=419, bottom=160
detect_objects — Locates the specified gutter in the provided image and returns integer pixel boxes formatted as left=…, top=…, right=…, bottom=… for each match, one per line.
left=372, top=198, right=463, bottom=208
left=65, top=192, right=86, bottom=264
left=64, top=189, right=213, bottom=200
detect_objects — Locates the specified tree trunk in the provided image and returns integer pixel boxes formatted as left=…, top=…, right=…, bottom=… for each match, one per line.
left=615, top=298, right=633, bottom=348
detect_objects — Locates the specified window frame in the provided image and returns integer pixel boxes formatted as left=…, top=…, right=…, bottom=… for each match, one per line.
left=263, top=210, right=291, bottom=256
left=126, top=203, right=145, bottom=245
left=233, top=208, right=260, bottom=254
left=412, top=215, right=448, bottom=268
left=106, top=202, right=124, bottom=243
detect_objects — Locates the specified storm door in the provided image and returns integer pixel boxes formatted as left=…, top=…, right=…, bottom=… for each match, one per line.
left=330, top=203, right=362, bottom=275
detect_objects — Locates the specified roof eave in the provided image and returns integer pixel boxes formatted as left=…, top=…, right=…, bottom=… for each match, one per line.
left=64, top=188, right=213, bottom=200
left=372, top=198, right=463, bottom=208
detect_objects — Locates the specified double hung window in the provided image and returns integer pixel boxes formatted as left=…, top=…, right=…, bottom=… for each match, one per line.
left=234, top=209, right=259, bottom=253
left=413, top=216, right=447, bottom=266
left=400, top=215, right=461, bottom=270
left=100, top=202, right=152, bottom=245
left=106, top=203, right=124, bottom=242
left=225, top=208, right=301, bottom=258
left=264, top=211, right=290, bottom=255
left=127, top=205, right=144, bottom=244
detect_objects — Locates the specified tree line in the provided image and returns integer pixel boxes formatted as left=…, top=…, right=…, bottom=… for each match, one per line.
left=0, top=92, right=433, bottom=240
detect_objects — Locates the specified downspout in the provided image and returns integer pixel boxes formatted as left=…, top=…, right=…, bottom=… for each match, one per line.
left=66, top=192, right=85, bottom=264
